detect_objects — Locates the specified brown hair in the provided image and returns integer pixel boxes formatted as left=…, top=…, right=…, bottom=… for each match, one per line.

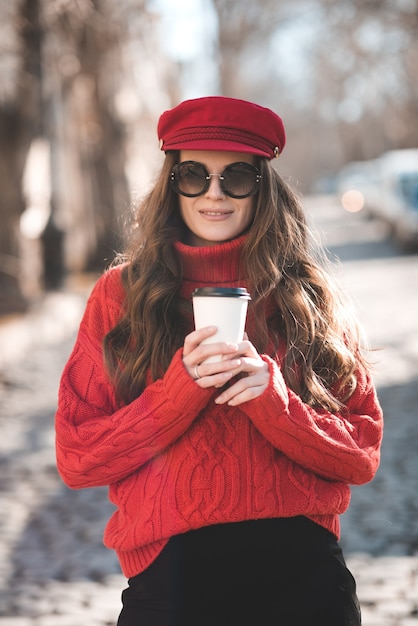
left=104, top=152, right=367, bottom=410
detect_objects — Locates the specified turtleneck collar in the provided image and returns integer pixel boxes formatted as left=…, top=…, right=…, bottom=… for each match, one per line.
left=174, top=235, right=247, bottom=285
left=173, top=234, right=281, bottom=354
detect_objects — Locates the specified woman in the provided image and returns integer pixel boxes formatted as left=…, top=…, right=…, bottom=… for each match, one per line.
left=55, top=96, right=383, bottom=625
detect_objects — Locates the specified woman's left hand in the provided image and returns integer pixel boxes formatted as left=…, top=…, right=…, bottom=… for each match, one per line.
left=214, top=339, right=270, bottom=406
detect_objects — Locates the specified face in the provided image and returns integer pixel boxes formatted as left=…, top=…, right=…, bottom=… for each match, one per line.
left=177, top=150, right=257, bottom=247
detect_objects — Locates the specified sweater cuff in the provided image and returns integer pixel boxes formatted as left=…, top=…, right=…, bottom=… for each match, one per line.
left=163, top=348, right=215, bottom=413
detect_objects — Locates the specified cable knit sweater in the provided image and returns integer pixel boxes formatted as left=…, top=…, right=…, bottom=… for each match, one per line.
left=55, top=235, right=383, bottom=578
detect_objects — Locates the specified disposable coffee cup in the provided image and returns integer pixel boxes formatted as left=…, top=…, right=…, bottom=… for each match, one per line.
left=192, top=287, right=251, bottom=363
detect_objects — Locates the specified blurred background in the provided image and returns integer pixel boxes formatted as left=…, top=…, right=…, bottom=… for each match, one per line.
left=1, top=0, right=417, bottom=313
left=1, top=1, right=418, bottom=624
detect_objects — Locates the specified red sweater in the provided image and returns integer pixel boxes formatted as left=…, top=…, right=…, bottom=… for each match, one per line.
left=55, top=236, right=383, bottom=578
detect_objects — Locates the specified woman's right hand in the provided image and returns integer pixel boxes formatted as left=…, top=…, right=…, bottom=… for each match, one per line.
left=182, top=326, right=242, bottom=388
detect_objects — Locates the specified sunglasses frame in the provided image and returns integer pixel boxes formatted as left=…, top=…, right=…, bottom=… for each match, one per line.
left=170, top=160, right=262, bottom=199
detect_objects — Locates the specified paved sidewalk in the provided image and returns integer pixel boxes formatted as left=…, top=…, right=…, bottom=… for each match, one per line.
left=0, top=267, right=418, bottom=625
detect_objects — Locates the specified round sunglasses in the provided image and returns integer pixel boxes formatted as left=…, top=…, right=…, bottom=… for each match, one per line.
left=170, top=161, right=261, bottom=199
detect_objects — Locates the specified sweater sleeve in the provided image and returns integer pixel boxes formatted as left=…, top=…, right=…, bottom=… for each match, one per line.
left=55, top=271, right=214, bottom=489
left=240, top=355, right=383, bottom=486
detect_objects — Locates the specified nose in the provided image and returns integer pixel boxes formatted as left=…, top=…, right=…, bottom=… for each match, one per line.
left=205, top=174, right=225, bottom=198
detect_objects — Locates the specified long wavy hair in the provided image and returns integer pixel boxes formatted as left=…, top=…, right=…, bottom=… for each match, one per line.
left=104, top=151, right=368, bottom=411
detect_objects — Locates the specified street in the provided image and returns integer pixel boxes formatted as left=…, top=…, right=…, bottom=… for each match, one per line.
left=0, top=194, right=417, bottom=625
left=304, top=196, right=418, bottom=556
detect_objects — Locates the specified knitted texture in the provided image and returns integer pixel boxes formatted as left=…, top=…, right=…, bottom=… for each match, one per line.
left=55, top=236, right=383, bottom=578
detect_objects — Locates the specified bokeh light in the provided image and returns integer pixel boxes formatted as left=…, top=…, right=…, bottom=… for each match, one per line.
left=341, top=189, right=365, bottom=212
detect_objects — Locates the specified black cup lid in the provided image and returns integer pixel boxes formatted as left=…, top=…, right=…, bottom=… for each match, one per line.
left=192, top=287, right=251, bottom=299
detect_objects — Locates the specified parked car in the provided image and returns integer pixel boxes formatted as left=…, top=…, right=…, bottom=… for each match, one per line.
left=337, top=149, right=418, bottom=250
left=336, top=160, right=380, bottom=214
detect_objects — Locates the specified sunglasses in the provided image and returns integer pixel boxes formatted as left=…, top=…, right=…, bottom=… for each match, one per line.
left=170, top=161, right=261, bottom=199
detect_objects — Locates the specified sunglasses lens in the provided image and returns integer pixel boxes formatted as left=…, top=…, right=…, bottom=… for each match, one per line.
left=171, top=162, right=208, bottom=197
left=221, top=163, right=260, bottom=198
left=170, top=161, right=261, bottom=198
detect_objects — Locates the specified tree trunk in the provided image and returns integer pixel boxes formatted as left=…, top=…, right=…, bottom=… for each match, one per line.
left=43, top=0, right=130, bottom=274
left=0, top=0, right=43, bottom=314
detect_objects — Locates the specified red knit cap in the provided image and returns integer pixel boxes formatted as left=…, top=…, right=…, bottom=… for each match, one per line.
left=157, top=96, right=286, bottom=159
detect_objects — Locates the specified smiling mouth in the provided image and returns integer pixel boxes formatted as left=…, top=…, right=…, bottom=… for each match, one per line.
left=199, top=210, right=233, bottom=216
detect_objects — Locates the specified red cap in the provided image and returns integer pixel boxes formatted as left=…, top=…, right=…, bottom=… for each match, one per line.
left=157, top=96, right=286, bottom=159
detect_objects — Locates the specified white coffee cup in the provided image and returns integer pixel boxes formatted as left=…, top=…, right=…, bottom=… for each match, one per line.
left=192, top=287, right=251, bottom=363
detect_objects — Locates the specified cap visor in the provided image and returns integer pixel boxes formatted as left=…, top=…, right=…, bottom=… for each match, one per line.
left=163, top=138, right=270, bottom=158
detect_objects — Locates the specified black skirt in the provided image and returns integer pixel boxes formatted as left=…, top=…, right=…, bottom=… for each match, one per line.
left=117, top=516, right=361, bottom=626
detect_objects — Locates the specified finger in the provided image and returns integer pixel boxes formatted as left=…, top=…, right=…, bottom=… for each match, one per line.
left=237, top=352, right=270, bottom=375
left=233, top=340, right=258, bottom=359
left=183, top=326, right=217, bottom=356
left=214, top=366, right=269, bottom=403
left=215, top=380, right=268, bottom=405
left=185, top=352, right=242, bottom=383
left=197, top=357, right=241, bottom=377
left=194, top=368, right=238, bottom=389
left=184, top=343, right=240, bottom=373
left=225, top=385, right=268, bottom=406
